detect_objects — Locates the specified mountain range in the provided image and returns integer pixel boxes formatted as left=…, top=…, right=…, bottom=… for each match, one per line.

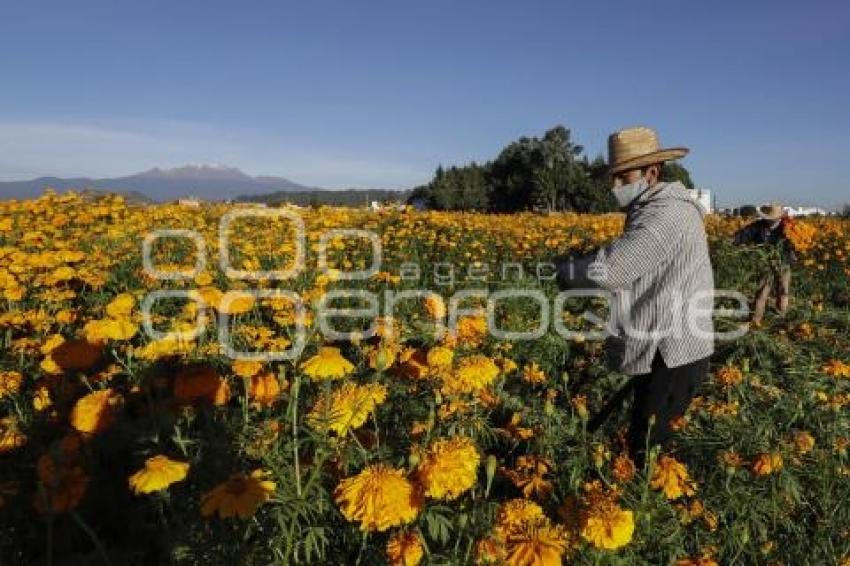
left=0, top=164, right=318, bottom=202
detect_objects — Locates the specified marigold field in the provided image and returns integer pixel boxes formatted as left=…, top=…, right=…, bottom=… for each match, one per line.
left=1, top=191, right=850, bottom=565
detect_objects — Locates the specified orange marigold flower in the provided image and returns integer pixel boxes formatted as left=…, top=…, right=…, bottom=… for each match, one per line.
left=386, top=530, right=424, bottom=566
left=650, top=455, right=697, bottom=500
left=0, top=371, right=23, bottom=397
left=714, top=366, right=744, bottom=387
left=612, top=453, right=637, bottom=483
left=200, top=469, right=276, bottom=519
left=0, top=417, right=27, bottom=454
left=751, top=452, right=783, bottom=476
left=245, top=370, right=284, bottom=407
left=822, top=359, right=850, bottom=379
left=174, top=365, right=230, bottom=406
left=70, top=389, right=123, bottom=434
left=521, top=361, right=547, bottom=385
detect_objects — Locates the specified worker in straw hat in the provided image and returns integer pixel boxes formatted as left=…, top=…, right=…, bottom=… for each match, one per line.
left=733, top=202, right=796, bottom=325
left=554, top=125, right=714, bottom=469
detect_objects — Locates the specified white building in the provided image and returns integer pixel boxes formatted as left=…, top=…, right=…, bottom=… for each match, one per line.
left=689, top=188, right=713, bottom=213
left=178, top=195, right=201, bottom=207
left=782, top=206, right=828, bottom=217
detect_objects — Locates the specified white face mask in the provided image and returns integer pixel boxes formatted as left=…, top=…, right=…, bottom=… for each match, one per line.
left=612, top=177, right=649, bottom=209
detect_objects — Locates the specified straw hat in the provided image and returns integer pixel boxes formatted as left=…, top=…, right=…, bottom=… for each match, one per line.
left=756, top=202, right=784, bottom=220
left=608, top=126, right=689, bottom=175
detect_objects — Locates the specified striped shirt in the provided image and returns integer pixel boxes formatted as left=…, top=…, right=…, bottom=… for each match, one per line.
left=565, top=181, right=715, bottom=375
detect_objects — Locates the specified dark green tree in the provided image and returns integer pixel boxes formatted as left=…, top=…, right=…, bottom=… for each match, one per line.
left=661, top=162, right=695, bottom=189
left=410, top=125, right=620, bottom=213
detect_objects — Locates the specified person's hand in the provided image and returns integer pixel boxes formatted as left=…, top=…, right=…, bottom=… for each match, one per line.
left=554, top=252, right=599, bottom=290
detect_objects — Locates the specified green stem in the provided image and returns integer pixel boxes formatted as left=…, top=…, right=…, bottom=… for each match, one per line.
left=291, top=372, right=302, bottom=497
left=71, top=510, right=112, bottom=565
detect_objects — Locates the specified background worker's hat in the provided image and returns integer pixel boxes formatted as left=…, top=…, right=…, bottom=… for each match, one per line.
left=608, top=126, right=689, bottom=175
left=756, top=202, right=784, bottom=220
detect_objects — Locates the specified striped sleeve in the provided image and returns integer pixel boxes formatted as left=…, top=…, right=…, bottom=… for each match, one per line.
left=588, top=201, right=687, bottom=290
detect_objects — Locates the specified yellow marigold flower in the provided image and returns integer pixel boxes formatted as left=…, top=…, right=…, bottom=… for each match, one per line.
left=714, top=366, right=744, bottom=387
left=307, top=382, right=387, bottom=436
left=174, top=365, right=230, bottom=406
left=493, top=498, right=546, bottom=535
left=822, top=359, right=850, bottom=379
left=40, top=333, right=66, bottom=355
left=650, top=455, right=697, bottom=500
left=105, top=293, right=135, bottom=318
left=32, top=385, right=52, bottom=411
left=200, top=469, right=276, bottom=519
left=232, top=359, right=263, bottom=378
left=83, top=318, right=138, bottom=343
left=128, top=455, right=190, bottom=495
left=300, top=346, right=355, bottom=380
left=334, top=464, right=422, bottom=532
left=496, top=356, right=518, bottom=375
left=194, top=271, right=214, bottom=286
left=194, top=286, right=224, bottom=310
left=219, top=293, right=256, bottom=315
left=441, top=354, right=500, bottom=396
left=426, top=345, right=454, bottom=369
left=791, top=431, right=815, bottom=455
left=386, top=530, right=424, bottom=566
left=0, top=417, right=27, bottom=454
left=521, top=361, right=547, bottom=385
left=55, top=309, right=77, bottom=324
left=578, top=481, right=634, bottom=550
left=751, top=452, right=783, bottom=476
left=416, top=436, right=480, bottom=500
left=423, top=294, right=447, bottom=320
left=136, top=336, right=195, bottom=361
left=70, top=389, right=123, bottom=435
left=455, top=312, right=488, bottom=347
left=0, top=370, right=23, bottom=397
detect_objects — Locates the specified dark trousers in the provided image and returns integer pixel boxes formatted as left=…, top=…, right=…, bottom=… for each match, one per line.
left=627, top=349, right=710, bottom=468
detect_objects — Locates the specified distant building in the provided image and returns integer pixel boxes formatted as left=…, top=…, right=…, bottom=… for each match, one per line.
left=688, top=188, right=713, bottom=213
left=178, top=195, right=201, bottom=207
left=369, top=199, right=408, bottom=212
left=782, top=206, right=828, bottom=217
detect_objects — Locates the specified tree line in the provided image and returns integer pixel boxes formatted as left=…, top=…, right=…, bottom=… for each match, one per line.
left=408, top=125, right=694, bottom=213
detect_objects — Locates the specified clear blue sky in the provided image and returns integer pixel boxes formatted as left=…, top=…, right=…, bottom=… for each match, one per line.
left=1, top=0, right=848, bottom=208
